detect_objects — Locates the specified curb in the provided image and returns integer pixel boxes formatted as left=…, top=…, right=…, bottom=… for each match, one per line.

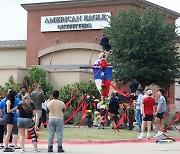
left=25, top=137, right=180, bottom=145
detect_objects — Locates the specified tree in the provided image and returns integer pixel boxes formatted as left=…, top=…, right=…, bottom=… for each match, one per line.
left=105, top=8, right=180, bottom=88
left=24, top=66, right=53, bottom=98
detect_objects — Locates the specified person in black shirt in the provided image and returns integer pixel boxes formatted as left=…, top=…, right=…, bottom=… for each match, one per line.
left=100, top=34, right=111, bottom=52
left=4, top=90, right=17, bottom=152
left=108, top=91, right=120, bottom=128
left=17, top=95, right=40, bottom=153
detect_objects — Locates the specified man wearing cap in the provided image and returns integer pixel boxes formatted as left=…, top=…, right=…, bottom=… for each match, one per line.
left=138, top=89, right=155, bottom=139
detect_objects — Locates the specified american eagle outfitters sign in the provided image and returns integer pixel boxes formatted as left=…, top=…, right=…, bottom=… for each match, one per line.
left=41, top=12, right=111, bottom=32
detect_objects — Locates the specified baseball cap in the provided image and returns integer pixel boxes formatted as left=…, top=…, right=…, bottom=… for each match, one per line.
left=147, top=90, right=152, bottom=95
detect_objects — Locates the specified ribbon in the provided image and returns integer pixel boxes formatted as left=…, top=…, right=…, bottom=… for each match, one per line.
left=65, top=98, right=73, bottom=108
left=78, top=102, right=87, bottom=127
left=114, top=108, right=130, bottom=130
left=64, top=102, right=84, bottom=124
left=164, top=112, right=180, bottom=132
left=110, top=83, right=129, bottom=98
left=115, top=112, right=125, bottom=130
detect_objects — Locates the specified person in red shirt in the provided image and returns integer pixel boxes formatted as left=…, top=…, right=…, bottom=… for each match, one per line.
left=138, top=89, right=155, bottom=139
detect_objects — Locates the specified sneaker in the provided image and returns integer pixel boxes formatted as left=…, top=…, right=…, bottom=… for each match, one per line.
left=58, top=148, right=65, bottom=153
left=9, top=144, right=15, bottom=148
left=138, top=134, right=145, bottom=139
left=21, top=149, right=25, bottom=153
left=0, top=145, right=4, bottom=149
left=34, top=149, right=41, bottom=153
left=48, top=146, right=53, bottom=152
left=147, top=134, right=151, bottom=139
left=159, top=133, right=165, bottom=138
left=154, top=131, right=163, bottom=138
left=4, top=147, right=15, bottom=152
left=14, top=146, right=21, bottom=149
left=58, top=146, right=64, bottom=153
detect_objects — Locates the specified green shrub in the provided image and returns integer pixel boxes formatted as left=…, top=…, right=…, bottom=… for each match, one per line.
left=59, top=81, right=99, bottom=107
left=1, top=75, right=21, bottom=93
left=60, top=81, right=99, bottom=125
left=24, top=66, right=53, bottom=98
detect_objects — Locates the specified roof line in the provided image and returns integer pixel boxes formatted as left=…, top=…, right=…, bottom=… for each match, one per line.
left=21, top=0, right=180, bottom=18
left=0, top=40, right=26, bottom=49
left=142, top=0, right=180, bottom=17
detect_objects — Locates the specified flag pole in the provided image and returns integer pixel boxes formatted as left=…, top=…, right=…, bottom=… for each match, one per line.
left=49, top=37, right=59, bottom=65
left=89, top=36, right=98, bottom=65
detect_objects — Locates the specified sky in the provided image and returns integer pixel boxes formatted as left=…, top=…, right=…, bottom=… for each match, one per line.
left=0, top=0, right=179, bottom=41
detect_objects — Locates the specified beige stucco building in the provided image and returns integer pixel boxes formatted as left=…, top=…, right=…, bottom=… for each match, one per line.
left=0, top=40, right=97, bottom=89
left=0, top=40, right=26, bottom=68
left=0, top=40, right=27, bottom=86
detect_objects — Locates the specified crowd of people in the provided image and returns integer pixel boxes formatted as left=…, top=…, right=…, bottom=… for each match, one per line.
left=85, top=86, right=167, bottom=140
left=0, top=83, right=167, bottom=152
left=0, top=86, right=65, bottom=153
left=135, top=88, right=167, bottom=139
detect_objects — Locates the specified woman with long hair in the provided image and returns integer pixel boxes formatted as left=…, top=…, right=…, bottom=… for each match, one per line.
left=4, top=90, right=17, bottom=152
left=17, top=95, right=40, bottom=153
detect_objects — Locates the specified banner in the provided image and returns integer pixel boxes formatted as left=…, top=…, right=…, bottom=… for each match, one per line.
left=93, top=66, right=112, bottom=96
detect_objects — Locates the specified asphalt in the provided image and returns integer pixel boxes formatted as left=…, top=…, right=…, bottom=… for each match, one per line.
left=1, top=137, right=180, bottom=154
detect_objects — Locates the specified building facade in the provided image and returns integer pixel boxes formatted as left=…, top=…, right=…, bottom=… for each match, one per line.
left=22, top=0, right=180, bottom=68
left=0, top=40, right=26, bottom=68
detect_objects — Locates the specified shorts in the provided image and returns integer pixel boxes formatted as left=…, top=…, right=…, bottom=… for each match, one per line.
left=143, top=115, right=153, bottom=121
left=5, top=114, right=14, bottom=124
left=17, top=118, right=35, bottom=129
left=4, top=121, right=19, bottom=135
left=0, top=118, right=5, bottom=125
left=36, top=110, right=42, bottom=120
left=156, top=112, right=164, bottom=120
left=12, top=121, right=18, bottom=135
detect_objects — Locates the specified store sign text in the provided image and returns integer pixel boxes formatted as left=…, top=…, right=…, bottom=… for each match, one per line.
left=41, top=12, right=111, bottom=32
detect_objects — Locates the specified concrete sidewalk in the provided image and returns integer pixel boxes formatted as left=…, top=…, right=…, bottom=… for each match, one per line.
left=1, top=138, right=180, bottom=154
left=1, top=141, right=180, bottom=154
